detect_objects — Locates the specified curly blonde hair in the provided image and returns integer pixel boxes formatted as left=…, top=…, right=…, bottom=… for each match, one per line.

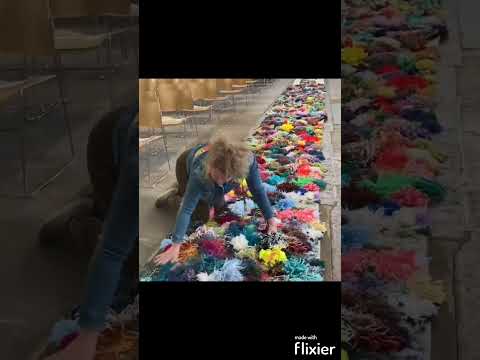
left=206, top=134, right=251, bottom=180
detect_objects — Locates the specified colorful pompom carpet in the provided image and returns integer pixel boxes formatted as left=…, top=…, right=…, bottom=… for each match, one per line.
left=34, top=297, right=139, bottom=360
left=341, top=0, right=448, bottom=358
left=141, top=80, right=331, bottom=282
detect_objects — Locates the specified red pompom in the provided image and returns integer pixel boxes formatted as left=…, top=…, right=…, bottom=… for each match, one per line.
left=200, top=239, right=229, bottom=258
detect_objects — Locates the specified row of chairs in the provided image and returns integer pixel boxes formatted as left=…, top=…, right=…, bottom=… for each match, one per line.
left=0, top=0, right=139, bottom=197
left=139, top=78, right=275, bottom=188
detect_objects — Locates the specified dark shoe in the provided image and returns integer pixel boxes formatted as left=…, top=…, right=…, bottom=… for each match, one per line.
left=69, top=215, right=103, bottom=254
left=38, top=198, right=94, bottom=247
left=155, top=186, right=179, bottom=209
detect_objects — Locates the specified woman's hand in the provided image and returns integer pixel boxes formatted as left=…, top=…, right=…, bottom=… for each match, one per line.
left=267, top=217, right=280, bottom=234
left=153, top=243, right=181, bottom=265
left=44, top=330, right=98, bottom=360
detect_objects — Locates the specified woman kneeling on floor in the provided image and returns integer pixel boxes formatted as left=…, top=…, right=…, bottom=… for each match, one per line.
left=154, top=135, right=279, bottom=265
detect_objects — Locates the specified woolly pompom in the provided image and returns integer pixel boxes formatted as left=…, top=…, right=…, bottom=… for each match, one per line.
left=237, top=247, right=257, bottom=260
left=196, top=272, right=213, bottom=281
left=151, top=262, right=177, bottom=281
left=217, top=259, right=245, bottom=281
left=259, top=247, right=288, bottom=268
left=228, top=198, right=257, bottom=217
left=276, top=198, right=297, bottom=211
left=202, top=259, right=245, bottom=281
left=266, top=175, right=286, bottom=186
left=48, top=319, right=80, bottom=347
left=283, top=228, right=310, bottom=243
left=284, top=257, right=310, bottom=278
left=243, top=224, right=261, bottom=246
left=200, top=239, right=229, bottom=258
left=225, top=222, right=244, bottom=237
left=303, top=227, right=325, bottom=241
left=231, top=234, right=249, bottom=251
left=289, top=273, right=323, bottom=281
left=189, top=225, right=217, bottom=242
left=304, top=183, right=321, bottom=192
left=286, top=238, right=313, bottom=255
left=311, top=221, right=327, bottom=233
left=277, top=209, right=295, bottom=222
left=178, top=242, right=200, bottom=263
left=168, top=267, right=197, bottom=282
left=159, top=238, right=173, bottom=252
left=277, top=182, right=301, bottom=193
left=195, top=255, right=225, bottom=274
left=293, top=208, right=317, bottom=223
left=268, top=191, right=285, bottom=204
left=262, top=182, right=277, bottom=193
left=241, top=258, right=263, bottom=281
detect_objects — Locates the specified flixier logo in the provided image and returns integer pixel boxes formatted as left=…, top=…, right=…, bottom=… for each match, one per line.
left=294, top=340, right=336, bottom=356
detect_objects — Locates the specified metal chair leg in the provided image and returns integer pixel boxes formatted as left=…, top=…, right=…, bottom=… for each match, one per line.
left=54, top=52, right=74, bottom=158
left=106, top=34, right=114, bottom=110
left=19, top=89, right=28, bottom=194
left=193, top=115, right=199, bottom=136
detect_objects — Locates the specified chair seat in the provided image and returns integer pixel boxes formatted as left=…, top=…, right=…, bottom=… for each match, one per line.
left=219, top=90, right=243, bottom=95
left=105, top=4, right=139, bottom=17
left=193, top=105, right=212, bottom=111
left=0, top=80, right=27, bottom=105
left=0, top=76, right=56, bottom=106
left=203, top=96, right=228, bottom=101
left=162, top=116, right=186, bottom=126
left=55, top=29, right=108, bottom=50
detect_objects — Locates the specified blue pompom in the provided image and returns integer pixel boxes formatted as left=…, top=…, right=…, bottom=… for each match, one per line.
left=262, top=182, right=277, bottom=193
left=218, top=259, right=245, bottom=281
left=160, top=238, right=173, bottom=251
left=48, top=319, right=79, bottom=346
left=276, top=198, right=296, bottom=211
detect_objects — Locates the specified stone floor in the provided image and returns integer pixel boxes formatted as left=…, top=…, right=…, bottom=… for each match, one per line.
left=426, top=0, right=480, bottom=359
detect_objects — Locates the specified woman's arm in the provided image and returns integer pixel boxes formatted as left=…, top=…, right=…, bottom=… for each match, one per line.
left=246, top=155, right=274, bottom=220
left=171, top=175, right=202, bottom=243
left=153, top=175, right=203, bottom=265
left=79, top=114, right=139, bottom=331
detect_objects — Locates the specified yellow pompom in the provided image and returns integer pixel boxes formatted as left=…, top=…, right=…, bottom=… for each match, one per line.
left=312, top=222, right=328, bottom=233
left=377, top=86, right=396, bottom=98
left=280, top=122, right=294, bottom=132
left=416, top=59, right=436, bottom=72
left=259, top=247, right=288, bottom=268
left=341, top=46, right=367, bottom=66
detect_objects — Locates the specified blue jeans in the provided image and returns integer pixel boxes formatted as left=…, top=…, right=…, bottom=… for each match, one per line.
left=78, top=106, right=139, bottom=330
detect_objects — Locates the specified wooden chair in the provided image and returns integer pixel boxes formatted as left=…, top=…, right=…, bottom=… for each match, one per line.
left=232, top=79, right=257, bottom=104
left=202, top=79, right=231, bottom=120
left=186, top=79, right=223, bottom=122
left=140, top=78, right=186, bottom=141
left=216, top=79, right=246, bottom=117
left=173, top=79, right=214, bottom=129
left=245, top=79, right=261, bottom=94
left=0, top=0, right=74, bottom=196
left=139, top=79, right=170, bottom=188
left=50, top=0, right=138, bottom=110
left=154, top=79, right=191, bottom=139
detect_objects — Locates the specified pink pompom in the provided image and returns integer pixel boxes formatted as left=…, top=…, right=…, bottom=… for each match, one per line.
left=391, top=188, right=429, bottom=207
